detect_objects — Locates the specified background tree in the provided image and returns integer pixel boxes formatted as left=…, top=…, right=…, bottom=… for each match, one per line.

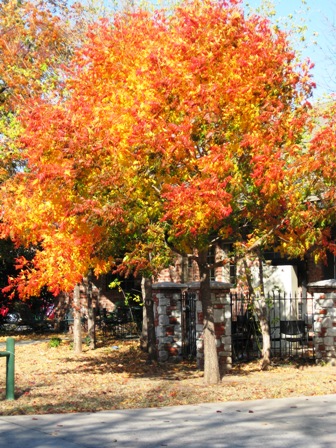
left=1, top=0, right=315, bottom=380
left=0, top=0, right=102, bottom=349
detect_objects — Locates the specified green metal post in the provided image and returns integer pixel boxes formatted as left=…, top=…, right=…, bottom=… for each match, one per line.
left=6, top=337, right=15, bottom=400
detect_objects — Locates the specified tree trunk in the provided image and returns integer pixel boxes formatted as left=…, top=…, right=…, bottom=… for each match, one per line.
left=141, top=276, right=157, bottom=363
left=255, top=255, right=271, bottom=370
left=140, top=301, right=148, bottom=351
left=53, top=292, right=67, bottom=332
left=243, top=255, right=271, bottom=370
left=73, top=283, right=82, bottom=354
left=87, top=274, right=96, bottom=350
left=254, top=296, right=271, bottom=370
left=198, top=251, right=221, bottom=384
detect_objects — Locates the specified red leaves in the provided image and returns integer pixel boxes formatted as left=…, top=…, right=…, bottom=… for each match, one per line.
left=163, top=177, right=233, bottom=242
left=0, top=0, right=319, bottom=295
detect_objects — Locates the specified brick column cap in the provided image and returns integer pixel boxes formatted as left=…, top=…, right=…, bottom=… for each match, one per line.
left=187, top=281, right=232, bottom=290
left=152, top=282, right=188, bottom=290
left=308, top=279, right=336, bottom=292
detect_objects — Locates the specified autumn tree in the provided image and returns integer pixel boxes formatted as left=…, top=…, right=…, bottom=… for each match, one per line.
left=1, top=0, right=315, bottom=380
left=0, top=0, right=70, bottom=179
left=113, top=0, right=313, bottom=377
left=0, top=0, right=104, bottom=351
left=278, top=101, right=336, bottom=262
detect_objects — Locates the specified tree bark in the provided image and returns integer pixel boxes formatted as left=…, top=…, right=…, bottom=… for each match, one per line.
left=73, top=283, right=82, bottom=354
left=53, top=292, right=67, bottom=332
left=87, top=273, right=96, bottom=350
left=141, top=276, right=157, bottom=363
left=198, top=251, right=221, bottom=384
left=243, top=255, right=271, bottom=370
left=140, top=300, right=148, bottom=351
left=255, top=254, right=271, bottom=370
left=254, top=295, right=271, bottom=370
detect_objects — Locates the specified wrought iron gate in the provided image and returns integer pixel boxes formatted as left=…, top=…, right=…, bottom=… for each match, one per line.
left=231, top=293, right=262, bottom=361
left=230, top=293, right=315, bottom=363
left=181, top=291, right=197, bottom=358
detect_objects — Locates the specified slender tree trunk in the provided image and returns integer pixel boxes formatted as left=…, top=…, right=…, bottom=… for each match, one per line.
left=243, top=255, right=271, bottom=370
left=87, top=273, right=96, bottom=349
left=73, top=283, right=82, bottom=354
left=198, top=251, right=221, bottom=384
left=53, top=292, right=67, bottom=332
left=141, top=276, right=157, bottom=363
left=140, top=301, right=148, bottom=351
left=255, top=254, right=271, bottom=370
left=255, top=295, right=271, bottom=370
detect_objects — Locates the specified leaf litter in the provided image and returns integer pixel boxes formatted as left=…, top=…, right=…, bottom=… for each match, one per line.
left=0, top=334, right=335, bottom=416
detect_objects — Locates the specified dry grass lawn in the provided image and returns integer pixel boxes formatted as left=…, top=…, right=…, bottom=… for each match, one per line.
left=1, top=334, right=335, bottom=416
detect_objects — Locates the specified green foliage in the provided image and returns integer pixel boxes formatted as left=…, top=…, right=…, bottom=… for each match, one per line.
left=108, top=278, right=142, bottom=306
left=48, top=337, right=62, bottom=348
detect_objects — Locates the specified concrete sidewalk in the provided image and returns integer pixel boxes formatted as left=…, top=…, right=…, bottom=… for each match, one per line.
left=1, top=394, right=335, bottom=448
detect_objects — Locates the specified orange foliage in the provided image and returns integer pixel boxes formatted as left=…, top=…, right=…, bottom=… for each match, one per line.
left=1, top=0, right=317, bottom=296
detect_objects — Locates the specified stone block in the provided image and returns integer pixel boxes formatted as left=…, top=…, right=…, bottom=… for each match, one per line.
left=328, top=309, right=336, bottom=318
left=325, top=337, right=335, bottom=346
left=326, top=292, right=336, bottom=299
left=174, top=324, right=181, bottom=333
left=326, top=327, right=336, bottom=337
left=157, top=305, right=167, bottom=315
left=214, top=308, right=224, bottom=323
left=156, top=327, right=166, bottom=337
left=321, top=317, right=332, bottom=328
left=219, top=351, right=231, bottom=358
left=225, top=356, right=232, bottom=365
left=221, top=335, right=231, bottom=346
left=163, top=336, right=174, bottom=343
left=159, top=314, right=170, bottom=326
left=220, top=295, right=230, bottom=305
left=158, top=297, right=170, bottom=306
left=314, top=321, right=322, bottom=332
left=318, top=298, right=335, bottom=308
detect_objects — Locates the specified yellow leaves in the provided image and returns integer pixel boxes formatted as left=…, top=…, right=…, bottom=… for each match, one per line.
left=0, top=0, right=319, bottom=296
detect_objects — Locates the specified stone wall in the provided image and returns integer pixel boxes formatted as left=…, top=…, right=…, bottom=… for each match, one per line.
left=152, top=281, right=232, bottom=371
left=308, top=280, right=336, bottom=366
left=152, top=282, right=186, bottom=362
left=195, top=283, right=232, bottom=372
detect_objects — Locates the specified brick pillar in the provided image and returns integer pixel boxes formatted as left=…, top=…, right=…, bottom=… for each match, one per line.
left=180, top=281, right=232, bottom=371
left=308, top=280, right=336, bottom=366
left=153, top=281, right=232, bottom=369
left=152, top=282, right=187, bottom=362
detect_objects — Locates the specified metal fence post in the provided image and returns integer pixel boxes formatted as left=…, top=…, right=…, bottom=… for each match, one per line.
left=6, top=337, right=15, bottom=400
left=1, top=337, right=15, bottom=400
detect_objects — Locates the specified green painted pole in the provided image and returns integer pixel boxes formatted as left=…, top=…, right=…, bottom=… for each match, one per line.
left=6, top=338, right=15, bottom=400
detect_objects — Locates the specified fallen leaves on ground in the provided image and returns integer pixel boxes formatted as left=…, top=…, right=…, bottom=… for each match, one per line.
left=0, top=334, right=335, bottom=416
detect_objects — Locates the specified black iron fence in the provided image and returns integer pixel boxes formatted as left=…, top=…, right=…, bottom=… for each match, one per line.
left=99, top=306, right=143, bottom=339
left=181, top=291, right=197, bottom=358
left=231, top=293, right=315, bottom=363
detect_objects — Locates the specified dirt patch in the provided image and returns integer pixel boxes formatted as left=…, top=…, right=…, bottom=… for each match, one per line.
left=0, top=335, right=335, bottom=416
